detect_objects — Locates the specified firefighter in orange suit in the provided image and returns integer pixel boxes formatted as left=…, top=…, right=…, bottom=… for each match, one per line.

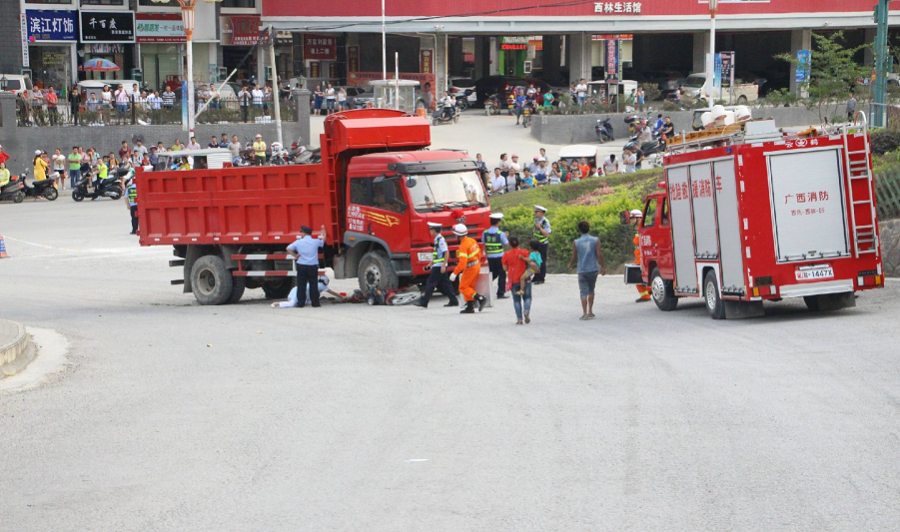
left=633, top=232, right=651, bottom=302
left=449, top=223, right=487, bottom=314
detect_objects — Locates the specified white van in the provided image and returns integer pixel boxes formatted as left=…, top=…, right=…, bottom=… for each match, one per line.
left=77, top=80, right=143, bottom=100
left=0, top=74, right=34, bottom=96
left=153, top=148, right=233, bottom=171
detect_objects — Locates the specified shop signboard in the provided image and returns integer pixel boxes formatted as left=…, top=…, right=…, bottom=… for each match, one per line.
left=347, top=46, right=360, bottom=72
left=719, top=51, right=734, bottom=88
left=593, top=3, right=643, bottom=14
left=328, top=62, right=339, bottom=79
left=20, top=15, right=30, bottom=68
left=420, top=49, right=434, bottom=74
left=80, top=11, right=135, bottom=43
left=501, top=36, right=529, bottom=51
left=220, top=15, right=261, bottom=46
left=309, top=61, right=321, bottom=78
left=26, top=10, right=78, bottom=42
left=136, top=14, right=185, bottom=43
left=593, top=34, right=633, bottom=41
left=796, top=50, right=811, bottom=84
left=304, top=34, right=336, bottom=60
left=606, top=39, right=619, bottom=81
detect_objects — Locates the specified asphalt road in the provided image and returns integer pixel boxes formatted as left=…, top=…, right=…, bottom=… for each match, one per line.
left=2, top=147, right=900, bottom=531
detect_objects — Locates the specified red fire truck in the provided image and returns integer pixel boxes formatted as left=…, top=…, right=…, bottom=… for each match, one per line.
left=137, top=109, right=491, bottom=305
left=628, top=119, right=883, bottom=319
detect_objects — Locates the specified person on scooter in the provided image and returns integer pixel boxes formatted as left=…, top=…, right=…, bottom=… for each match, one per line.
left=94, top=156, right=110, bottom=191
left=440, top=91, right=455, bottom=121
left=0, top=162, right=10, bottom=188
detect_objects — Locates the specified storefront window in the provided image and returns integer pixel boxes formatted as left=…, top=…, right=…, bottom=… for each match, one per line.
left=141, top=44, right=182, bottom=91
left=222, top=0, right=256, bottom=7
left=28, top=46, right=73, bottom=90
left=25, top=0, right=73, bottom=4
left=81, top=0, right=124, bottom=5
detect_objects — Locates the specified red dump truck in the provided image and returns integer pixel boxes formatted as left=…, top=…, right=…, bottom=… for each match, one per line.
left=137, top=109, right=491, bottom=305
left=627, top=119, right=884, bottom=319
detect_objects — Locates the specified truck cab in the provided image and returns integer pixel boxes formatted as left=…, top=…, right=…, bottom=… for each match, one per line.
left=341, top=150, right=490, bottom=289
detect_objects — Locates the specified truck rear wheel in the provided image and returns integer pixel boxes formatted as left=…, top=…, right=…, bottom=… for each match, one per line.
left=190, top=255, right=234, bottom=305
left=262, top=278, right=294, bottom=300
left=704, top=271, right=726, bottom=320
left=227, top=276, right=246, bottom=304
left=358, top=250, right=399, bottom=292
left=650, top=268, right=678, bottom=311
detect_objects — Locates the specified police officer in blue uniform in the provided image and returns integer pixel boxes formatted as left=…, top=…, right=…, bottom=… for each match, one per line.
left=533, top=205, right=551, bottom=283
left=482, top=212, right=509, bottom=298
left=415, top=222, right=459, bottom=308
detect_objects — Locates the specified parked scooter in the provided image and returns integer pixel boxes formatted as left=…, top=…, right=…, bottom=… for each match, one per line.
left=596, top=117, right=614, bottom=143
left=0, top=172, right=26, bottom=204
left=288, top=137, right=321, bottom=165
left=432, top=103, right=460, bottom=125
left=455, top=93, right=470, bottom=112
left=19, top=170, right=60, bottom=201
left=269, top=142, right=289, bottom=165
left=484, top=94, right=502, bottom=116
left=72, top=173, right=123, bottom=202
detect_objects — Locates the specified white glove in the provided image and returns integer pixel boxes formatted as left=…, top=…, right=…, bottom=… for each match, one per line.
left=449, top=273, right=458, bottom=282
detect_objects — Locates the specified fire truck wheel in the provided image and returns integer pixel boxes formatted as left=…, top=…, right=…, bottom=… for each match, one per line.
left=227, top=275, right=246, bottom=304
left=358, top=250, right=399, bottom=292
left=703, top=271, right=726, bottom=320
left=650, top=268, right=678, bottom=311
left=262, top=279, right=294, bottom=300
left=190, top=255, right=234, bottom=306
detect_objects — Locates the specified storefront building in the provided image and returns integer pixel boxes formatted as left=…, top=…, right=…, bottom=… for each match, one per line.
left=23, top=8, right=78, bottom=90
left=263, top=0, right=900, bottom=96
left=136, top=13, right=184, bottom=90
left=79, top=10, right=136, bottom=83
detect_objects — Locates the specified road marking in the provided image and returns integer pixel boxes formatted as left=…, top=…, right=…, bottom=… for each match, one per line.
left=405, top=459, right=429, bottom=463
left=3, top=235, right=155, bottom=255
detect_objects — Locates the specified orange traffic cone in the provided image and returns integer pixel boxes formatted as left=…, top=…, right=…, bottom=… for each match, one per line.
left=0, top=235, right=7, bottom=258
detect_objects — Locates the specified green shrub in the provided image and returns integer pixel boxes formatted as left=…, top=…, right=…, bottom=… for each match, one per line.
left=870, top=129, right=900, bottom=154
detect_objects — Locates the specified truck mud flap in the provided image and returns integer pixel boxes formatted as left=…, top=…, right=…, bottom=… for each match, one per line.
left=806, top=292, right=856, bottom=312
left=723, top=300, right=765, bottom=319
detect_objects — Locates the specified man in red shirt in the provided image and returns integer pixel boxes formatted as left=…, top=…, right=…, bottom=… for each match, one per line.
left=502, top=236, right=532, bottom=324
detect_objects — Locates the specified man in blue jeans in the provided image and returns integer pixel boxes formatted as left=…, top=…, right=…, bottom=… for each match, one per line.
left=67, top=147, right=82, bottom=189
left=287, top=225, right=326, bottom=308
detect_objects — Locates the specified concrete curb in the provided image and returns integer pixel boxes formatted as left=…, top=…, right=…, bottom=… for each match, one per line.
left=0, top=319, right=28, bottom=367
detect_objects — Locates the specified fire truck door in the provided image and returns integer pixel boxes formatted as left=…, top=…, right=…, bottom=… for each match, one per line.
left=713, top=158, right=745, bottom=294
left=689, top=162, right=717, bottom=260
left=666, top=165, right=699, bottom=294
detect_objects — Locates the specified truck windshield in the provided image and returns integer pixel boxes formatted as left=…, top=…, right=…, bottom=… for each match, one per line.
left=406, top=171, right=487, bottom=211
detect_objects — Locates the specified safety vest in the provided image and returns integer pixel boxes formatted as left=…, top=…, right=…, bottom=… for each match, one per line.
left=533, top=217, right=550, bottom=244
left=127, top=185, right=137, bottom=206
left=483, top=229, right=504, bottom=256
left=432, top=234, right=446, bottom=264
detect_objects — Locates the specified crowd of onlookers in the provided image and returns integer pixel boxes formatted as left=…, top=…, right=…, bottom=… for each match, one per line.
left=476, top=145, right=651, bottom=196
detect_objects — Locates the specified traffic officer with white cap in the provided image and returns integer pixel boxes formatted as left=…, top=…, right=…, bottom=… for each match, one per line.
left=482, top=213, right=509, bottom=299
left=532, top=205, right=551, bottom=283
left=415, top=222, right=460, bottom=308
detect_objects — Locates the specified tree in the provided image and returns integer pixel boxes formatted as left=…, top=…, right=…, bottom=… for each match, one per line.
left=777, top=31, right=871, bottom=123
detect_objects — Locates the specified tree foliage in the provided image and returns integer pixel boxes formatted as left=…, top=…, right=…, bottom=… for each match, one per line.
left=777, top=31, right=871, bottom=122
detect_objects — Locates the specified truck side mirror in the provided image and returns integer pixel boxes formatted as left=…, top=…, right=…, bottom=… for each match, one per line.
left=406, top=176, right=417, bottom=188
left=619, top=210, right=631, bottom=225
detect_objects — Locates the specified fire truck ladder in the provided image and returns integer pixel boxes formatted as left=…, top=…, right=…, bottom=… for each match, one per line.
left=843, top=112, right=879, bottom=257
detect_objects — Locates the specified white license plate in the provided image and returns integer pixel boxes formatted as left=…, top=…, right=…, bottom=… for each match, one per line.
left=795, top=267, right=834, bottom=281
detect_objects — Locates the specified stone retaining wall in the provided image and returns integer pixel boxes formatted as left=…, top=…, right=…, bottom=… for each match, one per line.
left=880, top=219, right=900, bottom=277
left=531, top=105, right=848, bottom=145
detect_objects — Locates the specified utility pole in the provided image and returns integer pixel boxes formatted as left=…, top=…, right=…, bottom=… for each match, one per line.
left=873, top=0, right=890, bottom=127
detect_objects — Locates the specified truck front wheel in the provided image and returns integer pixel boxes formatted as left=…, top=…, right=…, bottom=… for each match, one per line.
left=262, top=278, right=294, bottom=300
left=704, top=271, right=726, bottom=320
left=358, top=250, right=399, bottom=292
left=650, top=268, right=678, bottom=311
left=190, top=255, right=234, bottom=305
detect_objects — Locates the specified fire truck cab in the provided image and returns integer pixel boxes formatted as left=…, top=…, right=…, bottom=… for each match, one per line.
left=628, top=117, right=884, bottom=319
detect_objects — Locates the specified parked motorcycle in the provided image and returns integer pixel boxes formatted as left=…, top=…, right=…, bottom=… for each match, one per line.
left=484, top=94, right=502, bottom=116
left=455, top=93, right=470, bottom=112
left=0, top=173, right=26, bottom=204
left=72, top=174, right=123, bottom=202
left=596, top=117, right=614, bottom=143
left=19, top=170, right=60, bottom=201
left=432, top=103, right=460, bottom=125
left=269, top=142, right=289, bottom=166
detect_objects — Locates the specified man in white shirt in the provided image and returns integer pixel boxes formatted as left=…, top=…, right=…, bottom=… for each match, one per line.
left=602, top=154, right=620, bottom=175
left=576, top=78, right=588, bottom=106
left=490, top=167, right=506, bottom=195
left=187, top=136, right=201, bottom=150
left=148, top=91, right=162, bottom=111
left=251, top=84, right=265, bottom=110
left=527, top=156, right=541, bottom=175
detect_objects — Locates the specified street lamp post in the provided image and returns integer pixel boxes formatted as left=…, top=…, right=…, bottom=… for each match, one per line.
left=150, top=0, right=221, bottom=134
left=706, top=0, right=718, bottom=105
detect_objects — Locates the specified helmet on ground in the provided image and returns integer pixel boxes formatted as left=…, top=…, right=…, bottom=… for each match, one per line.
left=452, top=223, right=468, bottom=236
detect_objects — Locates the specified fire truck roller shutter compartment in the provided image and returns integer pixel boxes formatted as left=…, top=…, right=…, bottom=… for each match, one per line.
left=689, top=162, right=718, bottom=260
left=666, top=166, right=699, bottom=293
left=713, top=158, right=745, bottom=294
left=767, top=149, right=850, bottom=263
